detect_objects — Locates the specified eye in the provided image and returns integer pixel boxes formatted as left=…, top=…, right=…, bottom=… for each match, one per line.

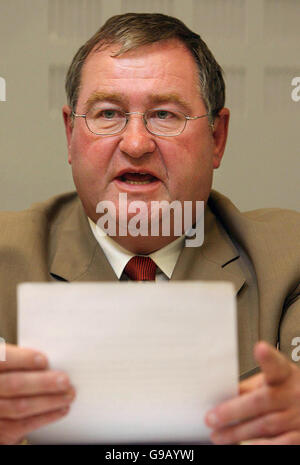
left=91, top=109, right=123, bottom=119
left=102, top=109, right=117, bottom=119
left=155, top=110, right=172, bottom=119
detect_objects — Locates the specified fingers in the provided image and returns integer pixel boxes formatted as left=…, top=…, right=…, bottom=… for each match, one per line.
left=254, top=341, right=292, bottom=386
left=205, top=383, right=285, bottom=430
left=206, top=343, right=300, bottom=445
left=0, top=387, right=75, bottom=420
left=0, top=407, right=71, bottom=445
left=239, top=373, right=264, bottom=395
left=0, top=370, right=71, bottom=397
left=210, top=408, right=299, bottom=445
left=0, top=344, right=48, bottom=372
left=0, top=345, right=75, bottom=444
left=240, top=431, right=300, bottom=445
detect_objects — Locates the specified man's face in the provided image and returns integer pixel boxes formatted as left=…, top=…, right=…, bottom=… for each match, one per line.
left=63, top=39, right=229, bottom=253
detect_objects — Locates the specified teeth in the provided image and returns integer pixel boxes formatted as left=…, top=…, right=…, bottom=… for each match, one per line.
left=125, top=180, right=152, bottom=185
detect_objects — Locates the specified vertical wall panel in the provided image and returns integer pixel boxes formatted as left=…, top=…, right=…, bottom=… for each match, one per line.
left=48, top=0, right=103, bottom=40
left=264, top=0, right=300, bottom=40
left=121, top=0, right=174, bottom=14
left=49, top=65, right=68, bottom=114
left=193, top=0, right=246, bottom=41
left=224, top=67, right=246, bottom=116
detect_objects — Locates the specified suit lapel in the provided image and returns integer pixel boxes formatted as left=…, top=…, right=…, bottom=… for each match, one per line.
left=49, top=199, right=117, bottom=282
left=171, top=205, right=246, bottom=295
left=207, top=189, right=294, bottom=345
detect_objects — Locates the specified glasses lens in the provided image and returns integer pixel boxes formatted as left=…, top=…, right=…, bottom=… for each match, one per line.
left=86, top=108, right=126, bottom=135
left=145, top=109, right=185, bottom=136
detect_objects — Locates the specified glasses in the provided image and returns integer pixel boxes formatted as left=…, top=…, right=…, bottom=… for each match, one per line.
left=72, top=108, right=211, bottom=137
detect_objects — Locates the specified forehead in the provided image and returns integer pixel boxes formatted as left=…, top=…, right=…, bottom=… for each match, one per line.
left=78, top=39, right=202, bottom=107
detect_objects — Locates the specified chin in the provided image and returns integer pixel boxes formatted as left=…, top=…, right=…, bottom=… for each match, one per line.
left=112, top=234, right=177, bottom=255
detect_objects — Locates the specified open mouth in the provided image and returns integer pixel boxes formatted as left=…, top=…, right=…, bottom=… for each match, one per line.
left=116, top=172, right=159, bottom=185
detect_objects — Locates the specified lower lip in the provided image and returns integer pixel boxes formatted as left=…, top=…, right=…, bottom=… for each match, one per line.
left=113, top=178, right=162, bottom=193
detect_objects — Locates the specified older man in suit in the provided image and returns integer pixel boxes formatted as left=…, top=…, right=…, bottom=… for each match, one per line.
left=0, top=13, right=299, bottom=445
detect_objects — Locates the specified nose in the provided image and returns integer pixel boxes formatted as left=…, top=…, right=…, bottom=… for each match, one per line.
left=119, top=113, right=156, bottom=159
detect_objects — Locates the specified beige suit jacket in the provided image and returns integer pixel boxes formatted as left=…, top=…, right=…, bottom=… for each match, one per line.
left=0, top=190, right=299, bottom=378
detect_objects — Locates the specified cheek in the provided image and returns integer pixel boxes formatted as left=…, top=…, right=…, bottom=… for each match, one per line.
left=70, top=134, right=114, bottom=177
left=164, top=138, right=214, bottom=204
left=163, top=138, right=213, bottom=186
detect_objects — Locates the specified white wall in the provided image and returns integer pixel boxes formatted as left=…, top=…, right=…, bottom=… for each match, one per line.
left=0, top=0, right=299, bottom=212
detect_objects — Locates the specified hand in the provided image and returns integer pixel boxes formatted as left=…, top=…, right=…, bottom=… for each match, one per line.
left=0, top=344, right=75, bottom=445
left=205, top=341, right=300, bottom=445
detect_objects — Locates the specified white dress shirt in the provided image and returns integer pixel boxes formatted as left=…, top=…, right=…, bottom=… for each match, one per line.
left=88, top=218, right=185, bottom=281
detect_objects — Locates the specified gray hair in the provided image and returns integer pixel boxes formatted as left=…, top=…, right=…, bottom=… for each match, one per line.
left=65, top=13, right=225, bottom=122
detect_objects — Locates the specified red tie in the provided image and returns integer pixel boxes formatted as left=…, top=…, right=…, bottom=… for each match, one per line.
left=124, top=256, right=157, bottom=281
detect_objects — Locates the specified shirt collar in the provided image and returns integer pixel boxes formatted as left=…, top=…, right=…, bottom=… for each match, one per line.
left=88, top=218, right=185, bottom=279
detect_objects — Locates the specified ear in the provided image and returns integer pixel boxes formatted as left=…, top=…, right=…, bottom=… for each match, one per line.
left=62, top=105, right=73, bottom=165
left=211, top=108, right=230, bottom=169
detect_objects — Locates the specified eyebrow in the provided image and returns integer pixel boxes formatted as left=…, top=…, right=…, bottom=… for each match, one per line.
left=84, top=92, right=129, bottom=113
left=147, top=93, right=193, bottom=114
left=83, top=91, right=193, bottom=114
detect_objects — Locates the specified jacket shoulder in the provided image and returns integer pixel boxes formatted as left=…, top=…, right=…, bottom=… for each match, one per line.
left=209, top=189, right=300, bottom=230
left=0, top=191, right=79, bottom=223
left=209, top=190, right=300, bottom=273
left=0, top=191, right=79, bottom=246
left=243, top=206, right=299, bottom=224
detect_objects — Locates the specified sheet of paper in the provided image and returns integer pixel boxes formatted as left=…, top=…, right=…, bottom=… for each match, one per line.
left=18, top=281, right=238, bottom=444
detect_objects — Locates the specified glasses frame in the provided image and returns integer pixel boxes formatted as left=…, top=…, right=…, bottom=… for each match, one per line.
left=72, top=108, right=212, bottom=137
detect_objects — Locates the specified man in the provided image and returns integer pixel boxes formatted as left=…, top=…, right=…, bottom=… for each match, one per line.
left=0, top=13, right=299, bottom=445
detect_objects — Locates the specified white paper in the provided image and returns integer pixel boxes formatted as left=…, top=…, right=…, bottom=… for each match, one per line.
left=17, top=281, right=238, bottom=444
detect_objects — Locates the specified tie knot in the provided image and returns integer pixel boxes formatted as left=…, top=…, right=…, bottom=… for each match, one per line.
left=124, top=256, right=157, bottom=281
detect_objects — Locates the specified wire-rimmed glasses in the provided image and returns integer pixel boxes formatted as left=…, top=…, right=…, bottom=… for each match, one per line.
left=72, top=108, right=211, bottom=137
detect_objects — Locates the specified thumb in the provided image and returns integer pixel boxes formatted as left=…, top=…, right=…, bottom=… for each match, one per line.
left=254, top=341, right=292, bottom=386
